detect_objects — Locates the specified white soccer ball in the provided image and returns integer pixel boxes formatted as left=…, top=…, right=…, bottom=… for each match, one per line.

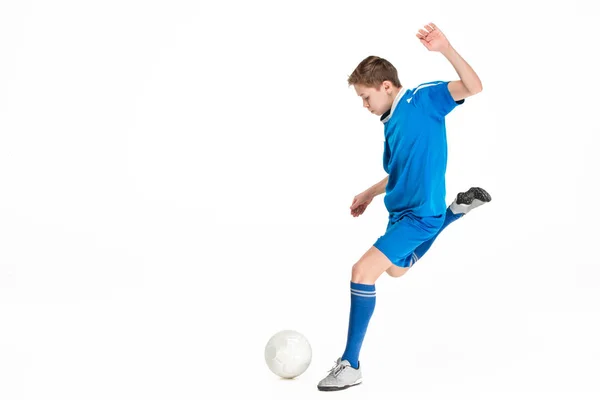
left=264, top=330, right=312, bottom=379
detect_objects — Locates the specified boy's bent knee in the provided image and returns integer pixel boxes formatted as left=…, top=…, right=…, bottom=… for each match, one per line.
left=351, top=263, right=367, bottom=283
left=351, top=262, right=381, bottom=284
left=350, top=246, right=396, bottom=284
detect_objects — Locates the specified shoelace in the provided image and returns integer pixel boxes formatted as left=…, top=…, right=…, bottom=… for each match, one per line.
left=329, top=361, right=347, bottom=377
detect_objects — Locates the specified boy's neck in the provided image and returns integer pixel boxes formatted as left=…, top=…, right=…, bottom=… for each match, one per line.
left=381, top=86, right=405, bottom=123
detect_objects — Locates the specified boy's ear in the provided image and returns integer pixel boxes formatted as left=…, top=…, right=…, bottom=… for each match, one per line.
left=382, top=81, right=392, bottom=93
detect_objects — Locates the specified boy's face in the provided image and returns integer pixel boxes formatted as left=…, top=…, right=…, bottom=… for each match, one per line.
left=354, top=82, right=395, bottom=116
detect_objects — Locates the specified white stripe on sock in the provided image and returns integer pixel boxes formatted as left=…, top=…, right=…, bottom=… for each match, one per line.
left=350, top=288, right=376, bottom=295
left=351, top=292, right=376, bottom=297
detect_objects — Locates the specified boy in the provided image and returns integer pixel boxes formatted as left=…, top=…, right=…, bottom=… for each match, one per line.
left=317, top=23, right=492, bottom=392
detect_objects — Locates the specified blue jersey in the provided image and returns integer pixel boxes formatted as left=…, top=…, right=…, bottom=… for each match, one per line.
left=381, top=81, right=464, bottom=219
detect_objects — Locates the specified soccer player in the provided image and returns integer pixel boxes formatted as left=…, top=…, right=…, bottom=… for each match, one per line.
left=317, top=23, right=491, bottom=391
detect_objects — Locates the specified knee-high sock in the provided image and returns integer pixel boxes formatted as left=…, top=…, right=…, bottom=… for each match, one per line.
left=414, top=206, right=463, bottom=259
left=341, top=282, right=376, bottom=369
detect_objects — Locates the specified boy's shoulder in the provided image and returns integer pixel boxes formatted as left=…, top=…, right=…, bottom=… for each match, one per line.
left=409, top=80, right=449, bottom=93
left=405, top=80, right=464, bottom=117
left=402, top=81, right=448, bottom=104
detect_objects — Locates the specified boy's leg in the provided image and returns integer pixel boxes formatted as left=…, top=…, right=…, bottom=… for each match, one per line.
left=350, top=245, right=396, bottom=284
left=413, top=207, right=462, bottom=259
left=341, top=246, right=393, bottom=362
left=318, top=217, right=437, bottom=392
left=386, top=187, right=492, bottom=275
left=416, top=187, right=491, bottom=259
left=317, top=246, right=392, bottom=392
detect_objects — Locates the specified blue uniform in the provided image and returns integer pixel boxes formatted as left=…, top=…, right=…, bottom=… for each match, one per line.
left=373, top=81, right=464, bottom=267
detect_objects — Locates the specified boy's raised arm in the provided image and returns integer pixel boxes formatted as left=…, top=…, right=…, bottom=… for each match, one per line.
left=416, top=22, right=483, bottom=101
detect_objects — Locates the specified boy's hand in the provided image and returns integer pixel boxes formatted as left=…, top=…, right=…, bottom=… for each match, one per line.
left=416, top=22, right=451, bottom=53
left=350, top=190, right=374, bottom=217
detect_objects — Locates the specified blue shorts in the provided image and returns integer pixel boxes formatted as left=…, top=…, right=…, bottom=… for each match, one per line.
left=373, top=213, right=444, bottom=268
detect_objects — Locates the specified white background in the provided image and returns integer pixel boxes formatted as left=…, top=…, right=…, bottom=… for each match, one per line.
left=1, top=0, right=599, bottom=399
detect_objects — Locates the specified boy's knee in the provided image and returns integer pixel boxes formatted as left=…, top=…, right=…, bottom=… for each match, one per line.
left=351, top=263, right=366, bottom=282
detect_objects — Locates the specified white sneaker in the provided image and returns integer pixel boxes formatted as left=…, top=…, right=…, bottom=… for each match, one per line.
left=317, top=358, right=362, bottom=391
left=449, top=187, right=492, bottom=215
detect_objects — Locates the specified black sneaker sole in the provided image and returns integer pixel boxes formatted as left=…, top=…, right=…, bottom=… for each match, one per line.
left=456, top=187, right=492, bottom=205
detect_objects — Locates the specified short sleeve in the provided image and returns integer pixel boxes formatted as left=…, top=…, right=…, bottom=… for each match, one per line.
left=410, top=81, right=464, bottom=119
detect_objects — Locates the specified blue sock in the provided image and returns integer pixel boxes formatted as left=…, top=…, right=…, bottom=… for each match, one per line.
left=341, top=282, right=376, bottom=369
left=414, top=206, right=463, bottom=259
